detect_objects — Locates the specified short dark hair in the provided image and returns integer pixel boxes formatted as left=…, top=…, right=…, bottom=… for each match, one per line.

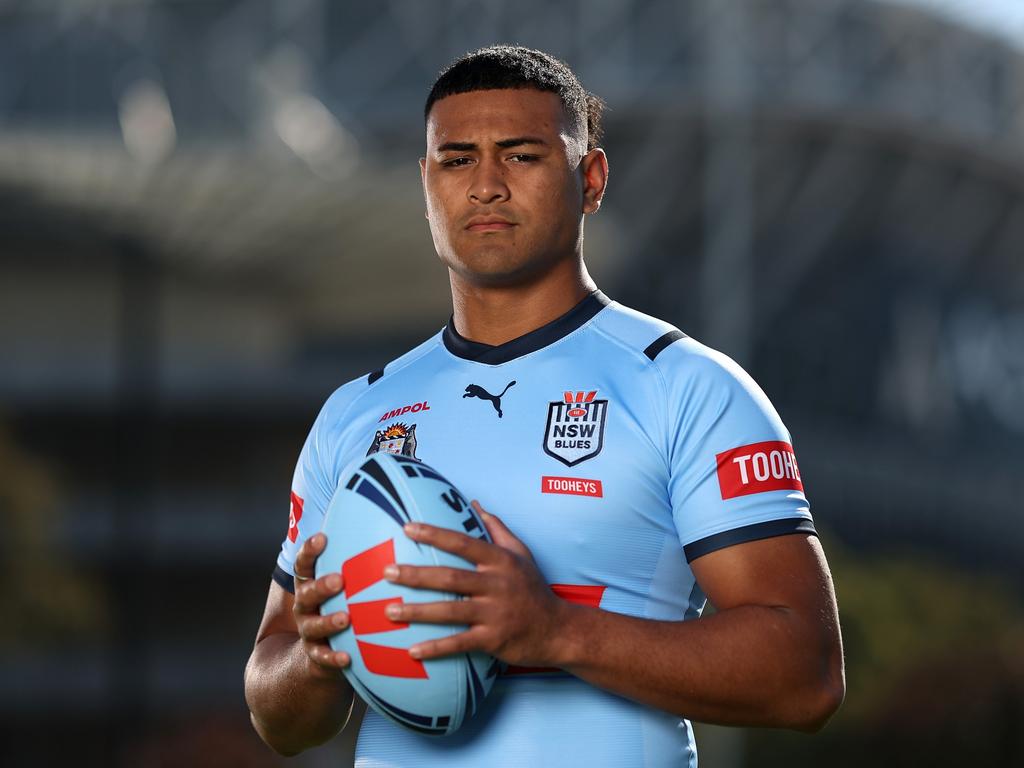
left=424, top=45, right=605, bottom=152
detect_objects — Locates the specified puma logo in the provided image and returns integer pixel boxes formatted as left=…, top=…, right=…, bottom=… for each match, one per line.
left=463, top=381, right=517, bottom=419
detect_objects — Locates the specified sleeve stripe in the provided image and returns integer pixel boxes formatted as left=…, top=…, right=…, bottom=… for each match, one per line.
left=272, top=565, right=296, bottom=594
left=644, top=329, right=687, bottom=361
left=684, top=518, right=817, bottom=563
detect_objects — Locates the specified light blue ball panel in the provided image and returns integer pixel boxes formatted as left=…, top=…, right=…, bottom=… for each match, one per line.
left=316, top=454, right=496, bottom=735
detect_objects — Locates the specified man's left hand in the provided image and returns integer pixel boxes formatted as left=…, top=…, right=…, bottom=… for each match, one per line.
left=381, top=501, right=571, bottom=666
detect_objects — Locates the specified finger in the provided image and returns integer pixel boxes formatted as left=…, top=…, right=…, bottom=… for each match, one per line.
left=384, top=598, right=478, bottom=626
left=473, top=502, right=530, bottom=557
left=294, top=532, right=327, bottom=581
left=294, top=570, right=344, bottom=615
left=305, top=639, right=351, bottom=670
left=403, top=522, right=499, bottom=564
left=384, top=563, right=488, bottom=595
left=298, top=609, right=351, bottom=641
left=409, top=628, right=487, bottom=660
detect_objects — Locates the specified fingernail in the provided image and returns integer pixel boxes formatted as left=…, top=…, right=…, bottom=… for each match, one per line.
left=385, top=604, right=401, bottom=620
left=404, top=523, right=420, bottom=536
left=314, top=533, right=325, bottom=546
left=326, top=574, right=341, bottom=590
left=383, top=565, right=399, bottom=581
left=409, top=645, right=423, bottom=659
left=333, top=613, right=347, bottom=628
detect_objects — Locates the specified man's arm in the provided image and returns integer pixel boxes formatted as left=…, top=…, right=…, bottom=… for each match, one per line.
left=385, top=506, right=844, bottom=732
left=553, top=531, right=843, bottom=730
left=244, top=533, right=357, bottom=756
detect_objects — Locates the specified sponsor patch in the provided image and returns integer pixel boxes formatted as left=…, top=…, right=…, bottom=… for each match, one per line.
left=543, top=390, right=608, bottom=467
left=541, top=475, right=603, bottom=498
left=716, top=440, right=804, bottom=499
left=367, top=422, right=419, bottom=458
left=378, top=401, right=430, bottom=423
left=287, top=491, right=303, bottom=542
left=463, top=381, right=516, bottom=419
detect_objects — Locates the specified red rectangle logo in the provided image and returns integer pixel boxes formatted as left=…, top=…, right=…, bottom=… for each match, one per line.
left=541, top=476, right=603, bottom=497
left=343, top=539, right=395, bottom=599
left=550, top=583, right=606, bottom=608
left=348, top=597, right=408, bottom=636
left=357, top=640, right=428, bottom=679
left=716, top=441, right=804, bottom=499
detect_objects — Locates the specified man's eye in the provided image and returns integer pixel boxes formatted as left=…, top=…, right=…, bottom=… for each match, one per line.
left=510, top=154, right=538, bottom=162
left=442, top=157, right=472, bottom=167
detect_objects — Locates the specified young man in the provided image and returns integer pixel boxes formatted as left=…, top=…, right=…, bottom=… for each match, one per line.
left=245, top=46, right=844, bottom=766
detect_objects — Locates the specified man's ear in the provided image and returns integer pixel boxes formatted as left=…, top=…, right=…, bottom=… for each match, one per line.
left=419, top=156, right=429, bottom=220
left=580, top=148, right=609, bottom=214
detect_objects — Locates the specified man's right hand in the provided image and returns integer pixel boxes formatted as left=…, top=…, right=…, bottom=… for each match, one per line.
left=293, top=532, right=353, bottom=674
left=246, top=533, right=358, bottom=755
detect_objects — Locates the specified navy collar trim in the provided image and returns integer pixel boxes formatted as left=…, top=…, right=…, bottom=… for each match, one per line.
left=442, top=290, right=611, bottom=365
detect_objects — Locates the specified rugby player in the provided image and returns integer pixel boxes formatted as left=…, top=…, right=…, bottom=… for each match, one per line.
left=245, top=45, right=844, bottom=766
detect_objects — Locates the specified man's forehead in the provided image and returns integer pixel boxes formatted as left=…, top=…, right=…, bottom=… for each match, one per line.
left=426, top=89, right=573, bottom=147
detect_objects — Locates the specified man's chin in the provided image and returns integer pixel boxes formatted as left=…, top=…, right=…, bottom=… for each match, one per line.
left=445, top=252, right=548, bottom=288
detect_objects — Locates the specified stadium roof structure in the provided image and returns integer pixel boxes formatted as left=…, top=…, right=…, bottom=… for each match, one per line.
left=1, top=0, right=1023, bottom=562
left=1, top=0, right=1022, bottom=268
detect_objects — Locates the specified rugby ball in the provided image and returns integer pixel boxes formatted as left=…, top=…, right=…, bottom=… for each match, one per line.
left=315, top=453, right=498, bottom=736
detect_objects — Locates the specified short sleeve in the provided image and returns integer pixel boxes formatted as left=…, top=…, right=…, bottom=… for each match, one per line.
left=661, top=344, right=815, bottom=563
left=273, top=388, right=351, bottom=592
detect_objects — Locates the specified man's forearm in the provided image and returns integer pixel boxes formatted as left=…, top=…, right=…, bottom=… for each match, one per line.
left=244, top=632, right=356, bottom=756
left=553, top=601, right=844, bottom=731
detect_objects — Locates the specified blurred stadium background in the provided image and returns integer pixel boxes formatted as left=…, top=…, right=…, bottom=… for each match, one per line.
left=2, top=0, right=1023, bottom=765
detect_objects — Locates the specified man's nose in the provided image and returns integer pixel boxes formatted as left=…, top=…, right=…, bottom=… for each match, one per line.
left=467, top=157, right=510, bottom=204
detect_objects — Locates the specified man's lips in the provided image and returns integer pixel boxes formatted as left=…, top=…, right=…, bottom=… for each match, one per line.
left=465, top=217, right=515, bottom=232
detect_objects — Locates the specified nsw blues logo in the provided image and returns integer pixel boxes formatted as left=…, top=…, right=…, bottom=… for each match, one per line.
left=543, top=391, right=608, bottom=467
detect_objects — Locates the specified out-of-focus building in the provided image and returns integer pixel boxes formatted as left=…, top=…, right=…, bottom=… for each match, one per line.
left=1, top=1, right=1022, bottom=765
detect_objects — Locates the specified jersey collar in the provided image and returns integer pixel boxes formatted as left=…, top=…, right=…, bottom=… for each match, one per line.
left=442, top=290, right=611, bottom=365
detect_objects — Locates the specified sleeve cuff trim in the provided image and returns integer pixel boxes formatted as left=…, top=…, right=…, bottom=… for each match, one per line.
left=272, top=564, right=296, bottom=594
left=684, top=518, right=817, bottom=563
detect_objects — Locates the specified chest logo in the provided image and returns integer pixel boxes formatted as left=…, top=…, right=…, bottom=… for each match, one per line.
left=463, top=380, right=516, bottom=418
left=543, top=391, right=608, bottom=467
left=378, top=401, right=430, bottom=423
left=367, top=422, right=418, bottom=459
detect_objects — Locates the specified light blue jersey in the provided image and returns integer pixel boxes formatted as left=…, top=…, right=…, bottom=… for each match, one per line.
left=274, top=291, right=815, bottom=767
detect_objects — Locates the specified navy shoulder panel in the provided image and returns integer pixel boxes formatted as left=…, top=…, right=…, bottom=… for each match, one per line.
left=644, top=329, right=688, bottom=361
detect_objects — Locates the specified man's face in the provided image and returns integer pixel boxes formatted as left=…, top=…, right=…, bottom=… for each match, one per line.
left=421, top=88, right=598, bottom=287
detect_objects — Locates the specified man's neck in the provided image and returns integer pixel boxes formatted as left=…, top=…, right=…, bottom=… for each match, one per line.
left=449, top=262, right=597, bottom=347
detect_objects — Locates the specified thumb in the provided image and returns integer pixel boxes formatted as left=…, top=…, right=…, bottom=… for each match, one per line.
left=472, top=501, right=530, bottom=557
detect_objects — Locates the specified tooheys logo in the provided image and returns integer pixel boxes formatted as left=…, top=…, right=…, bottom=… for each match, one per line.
left=541, top=476, right=603, bottom=498
left=716, top=441, right=804, bottom=500
left=287, top=492, right=304, bottom=542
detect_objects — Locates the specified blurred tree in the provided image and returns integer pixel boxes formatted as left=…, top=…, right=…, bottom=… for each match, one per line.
left=743, top=532, right=1024, bottom=766
left=0, top=421, right=108, bottom=648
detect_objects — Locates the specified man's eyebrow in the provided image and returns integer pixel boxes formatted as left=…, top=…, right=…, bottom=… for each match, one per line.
left=436, top=141, right=477, bottom=153
left=495, top=136, right=548, bottom=149
left=435, top=137, right=549, bottom=153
